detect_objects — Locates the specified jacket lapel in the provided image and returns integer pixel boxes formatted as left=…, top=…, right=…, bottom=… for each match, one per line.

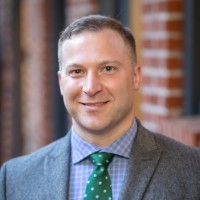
left=43, top=131, right=71, bottom=200
left=118, top=122, right=162, bottom=200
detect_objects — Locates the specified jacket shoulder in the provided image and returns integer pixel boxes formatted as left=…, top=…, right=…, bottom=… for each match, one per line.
left=1, top=131, right=71, bottom=172
left=0, top=132, right=71, bottom=199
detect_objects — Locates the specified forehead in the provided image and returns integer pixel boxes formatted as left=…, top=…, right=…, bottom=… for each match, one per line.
left=61, top=29, right=130, bottom=58
left=66, top=29, right=125, bottom=45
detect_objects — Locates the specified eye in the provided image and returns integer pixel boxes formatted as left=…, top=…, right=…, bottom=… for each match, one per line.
left=104, top=66, right=113, bottom=71
left=68, top=69, right=84, bottom=77
left=102, top=66, right=116, bottom=74
left=72, top=69, right=81, bottom=74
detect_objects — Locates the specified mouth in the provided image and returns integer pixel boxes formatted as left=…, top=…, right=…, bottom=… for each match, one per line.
left=80, top=101, right=109, bottom=106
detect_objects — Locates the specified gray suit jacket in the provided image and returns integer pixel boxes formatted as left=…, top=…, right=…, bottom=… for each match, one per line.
left=1, top=121, right=200, bottom=200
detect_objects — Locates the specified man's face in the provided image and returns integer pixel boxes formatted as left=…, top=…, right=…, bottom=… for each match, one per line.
left=58, top=29, right=141, bottom=140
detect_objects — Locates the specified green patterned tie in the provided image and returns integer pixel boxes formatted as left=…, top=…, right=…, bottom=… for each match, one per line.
left=84, top=152, right=114, bottom=200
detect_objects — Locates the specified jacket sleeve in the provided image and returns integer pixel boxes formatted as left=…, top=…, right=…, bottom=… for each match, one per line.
left=0, top=163, right=7, bottom=200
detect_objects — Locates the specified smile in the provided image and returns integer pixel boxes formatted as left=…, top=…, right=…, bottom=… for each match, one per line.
left=80, top=101, right=109, bottom=106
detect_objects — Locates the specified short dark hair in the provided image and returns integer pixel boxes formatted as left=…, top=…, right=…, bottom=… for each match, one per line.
left=58, top=15, right=137, bottom=68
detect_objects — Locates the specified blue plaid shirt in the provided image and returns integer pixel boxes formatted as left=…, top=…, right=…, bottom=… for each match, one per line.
left=69, top=119, right=137, bottom=200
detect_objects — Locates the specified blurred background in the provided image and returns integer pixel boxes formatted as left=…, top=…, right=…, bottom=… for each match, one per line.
left=0, top=0, right=200, bottom=165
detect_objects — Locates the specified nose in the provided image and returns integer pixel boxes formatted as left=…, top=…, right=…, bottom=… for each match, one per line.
left=82, top=71, right=102, bottom=96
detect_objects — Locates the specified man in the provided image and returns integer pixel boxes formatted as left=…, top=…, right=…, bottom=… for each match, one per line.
left=1, top=15, right=200, bottom=200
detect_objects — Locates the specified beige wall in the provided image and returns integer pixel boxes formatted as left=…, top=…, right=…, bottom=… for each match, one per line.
left=129, top=0, right=142, bottom=120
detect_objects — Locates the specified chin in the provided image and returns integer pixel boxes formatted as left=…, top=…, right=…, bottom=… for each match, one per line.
left=80, top=121, right=111, bottom=134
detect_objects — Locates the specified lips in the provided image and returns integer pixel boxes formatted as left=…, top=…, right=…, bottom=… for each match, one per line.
left=80, top=101, right=108, bottom=106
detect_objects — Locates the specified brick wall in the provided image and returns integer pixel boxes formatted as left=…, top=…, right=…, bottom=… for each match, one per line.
left=65, top=0, right=99, bottom=24
left=19, top=0, right=100, bottom=154
left=0, top=0, right=21, bottom=164
left=158, top=116, right=200, bottom=147
left=20, top=0, right=56, bottom=153
left=140, top=0, right=184, bottom=131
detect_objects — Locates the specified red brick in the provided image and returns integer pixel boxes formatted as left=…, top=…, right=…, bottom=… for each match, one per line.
left=142, top=20, right=183, bottom=32
left=158, top=117, right=200, bottom=147
left=142, top=113, right=169, bottom=122
left=141, top=57, right=183, bottom=69
left=142, top=1, right=183, bottom=13
left=142, top=76, right=183, bottom=88
left=142, top=95, right=183, bottom=107
left=142, top=38, right=183, bottom=50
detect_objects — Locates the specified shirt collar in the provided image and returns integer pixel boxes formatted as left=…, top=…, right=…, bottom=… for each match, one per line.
left=71, top=118, right=137, bottom=164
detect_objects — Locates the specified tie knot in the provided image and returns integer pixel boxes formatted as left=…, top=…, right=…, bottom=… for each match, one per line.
left=90, top=152, right=114, bottom=167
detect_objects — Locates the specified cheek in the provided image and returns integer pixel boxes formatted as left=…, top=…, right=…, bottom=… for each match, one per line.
left=62, top=87, right=77, bottom=114
left=62, top=80, right=81, bottom=101
left=110, top=75, right=133, bottom=92
left=114, top=77, right=135, bottom=101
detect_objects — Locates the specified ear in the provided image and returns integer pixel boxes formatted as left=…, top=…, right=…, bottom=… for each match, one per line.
left=57, top=71, right=64, bottom=95
left=133, top=65, right=141, bottom=90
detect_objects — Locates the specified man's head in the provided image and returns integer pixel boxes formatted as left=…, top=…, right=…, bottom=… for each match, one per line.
left=58, top=15, right=137, bottom=69
left=58, top=15, right=141, bottom=147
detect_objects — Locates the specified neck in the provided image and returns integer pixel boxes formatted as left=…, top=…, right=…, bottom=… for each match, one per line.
left=73, top=117, right=135, bottom=148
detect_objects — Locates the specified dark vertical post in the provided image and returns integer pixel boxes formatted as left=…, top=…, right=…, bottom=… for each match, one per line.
left=184, top=0, right=200, bottom=115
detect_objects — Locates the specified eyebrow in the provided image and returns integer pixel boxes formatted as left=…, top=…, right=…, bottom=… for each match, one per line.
left=97, top=60, right=122, bottom=66
left=64, top=63, right=82, bottom=69
left=64, top=60, right=122, bottom=70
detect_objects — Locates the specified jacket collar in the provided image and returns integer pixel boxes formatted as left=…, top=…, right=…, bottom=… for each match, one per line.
left=118, top=120, right=162, bottom=200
